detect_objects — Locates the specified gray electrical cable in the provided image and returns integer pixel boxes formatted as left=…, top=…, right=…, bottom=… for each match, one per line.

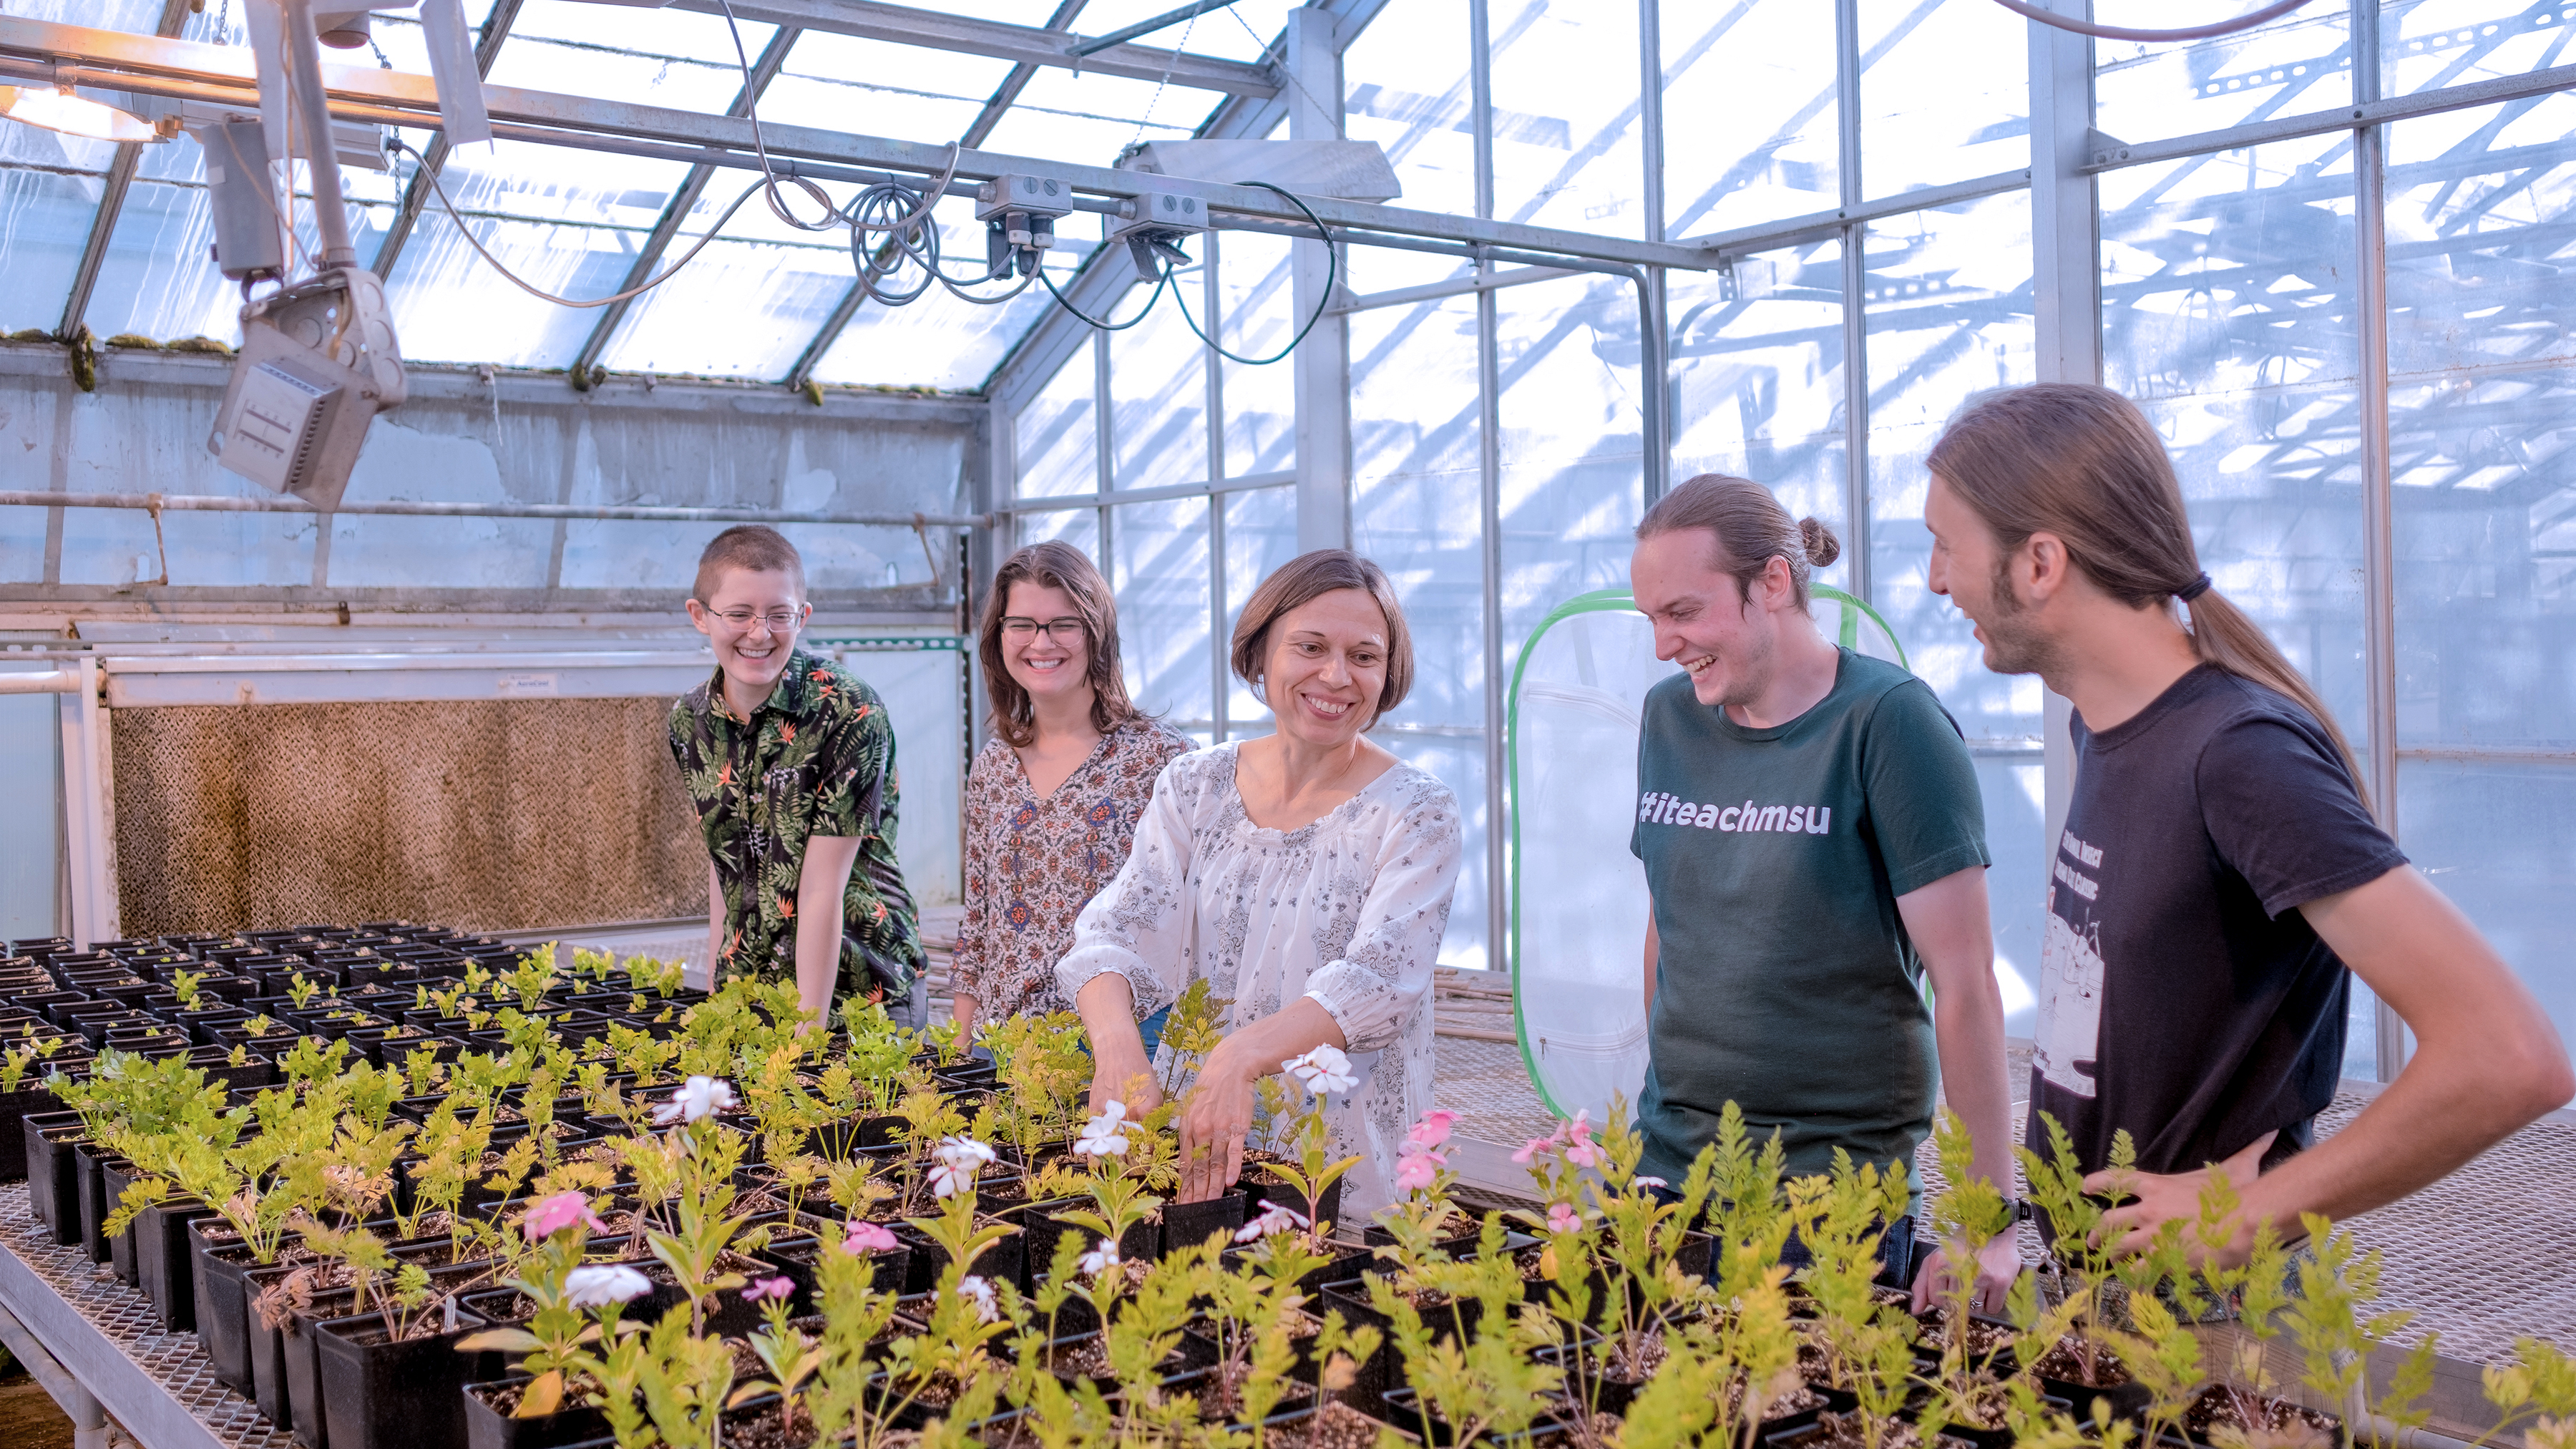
left=1988, top=0, right=2322, bottom=43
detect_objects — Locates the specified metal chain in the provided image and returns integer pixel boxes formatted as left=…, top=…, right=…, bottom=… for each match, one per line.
left=1128, top=0, right=1213, bottom=150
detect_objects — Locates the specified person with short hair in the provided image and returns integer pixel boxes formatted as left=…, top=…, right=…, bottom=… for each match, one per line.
left=951, top=542, right=1192, bottom=1033
left=1923, top=383, right=2572, bottom=1265
left=669, top=525, right=927, bottom=1028
left=1058, top=548, right=1463, bottom=1216
left=1629, top=475, right=2019, bottom=1308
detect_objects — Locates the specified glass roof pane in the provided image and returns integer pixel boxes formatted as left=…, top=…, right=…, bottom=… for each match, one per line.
left=80, top=178, right=240, bottom=345
left=0, top=165, right=99, bottom=334
left=2094, top=1, right=2349, bottom=148
left=484, top=11, right=780, bottom=118
left=806, top=248, right=1073, bottom=394
left=594, top=227, right=851, bottom=379
left=974, top=68, right=1199, bottom=166
left=1342, top=0, right=1475, bottom=293
left=1108, top=272, right=1209, bottom=489
left=1490, top=0, right=1643, bottom=238
left=1014, top=333, right=1103, bottom=498
left=1072, top=0, right=1296, bottom=63
left=751, top=73, right=990, bottom=162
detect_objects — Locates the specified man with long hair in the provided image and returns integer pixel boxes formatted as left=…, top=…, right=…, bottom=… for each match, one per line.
left=1924, top=384, right=2570, bottom=1264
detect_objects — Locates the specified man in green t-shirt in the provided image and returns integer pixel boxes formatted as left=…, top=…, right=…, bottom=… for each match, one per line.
left=1629, top=474, right=2019, bottom=1309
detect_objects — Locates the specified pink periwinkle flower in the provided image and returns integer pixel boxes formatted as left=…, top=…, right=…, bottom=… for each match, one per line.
left=522, top=1191, right=608, bottom=1240
left=844, top=1221, right=899, bottom=1255
left=1512, top=1133, right=1556, bottom=1166
left=1406, top=1110, right=1459, bottom=1151
left=1562, top=1111, right=1602, bottom=1169
left=1393, top=1150, right=1443, bottom=1194
left=742, top=1276, right=794, bottom=1304
left=1547, top=1201, right=1583, bottom=1235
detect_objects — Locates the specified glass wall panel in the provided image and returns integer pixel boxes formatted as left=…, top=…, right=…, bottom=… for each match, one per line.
left=2383, top=1, right=2572, bottom=98
left=1015, top=343, right=1101, bottom=500
left=1214, top=232, right=1298, bottom=479
left=1014, top=504, right=1101, bottom=565
left=1341, top=0, right=1477, bottom=292
left=1109, top=275, right=1212, bottom=492
left=2093, top=4, right=2349, bottom=146
left=2384, top=96, right=2576, bottom=1084
left=1496, top=274, right=1644, bottom=644
left=1223, top=486, right=1304, bottom=735
left=1110, top=497, right=1216, bottom=743
left=1667, top=237, right=1851, bottom=592
left=1661, top=0, right=1840, bottom=240
left=1862, top=188, right=2043, bottom=1025
left=1488, top=0, right=1644, bottom=238
left=1350, top=293, right=1488, bottom=969
left=1857, top=0, right=2029, bottom=195
left=0, top=111, right=121, bottom=332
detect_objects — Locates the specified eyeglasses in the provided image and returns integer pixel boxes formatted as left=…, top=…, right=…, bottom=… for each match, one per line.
left=710, top=608, right=804, bottom=632
left=1000, top=617, right=1088, bottom=643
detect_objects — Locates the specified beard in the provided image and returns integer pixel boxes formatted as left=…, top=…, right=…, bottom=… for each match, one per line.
left=1978, top=556, right=2062, bottom=677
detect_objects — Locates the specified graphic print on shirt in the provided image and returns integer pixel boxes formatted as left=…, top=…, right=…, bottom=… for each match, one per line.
left=2035, top=827, right=2107, bottom=1098
left=1634, top=791, right=1833, bottom=834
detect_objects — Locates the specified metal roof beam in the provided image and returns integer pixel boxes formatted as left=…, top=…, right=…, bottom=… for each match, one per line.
left=57, top=0, right=193, bottom=341
left=662, top=0, right=1277, bottom=96
left=568, top=23, right=801, bottom=386
left=372, top=0, right=523, bottom=278
left=781, top=0, right=1088, bottom=391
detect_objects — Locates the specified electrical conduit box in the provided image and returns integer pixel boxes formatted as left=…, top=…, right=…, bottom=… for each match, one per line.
left=1107, top=187, right=1209, bottom=283
left=208, top=266, right=407, bottom=509
left=975, top=173, right=1077, bottom=278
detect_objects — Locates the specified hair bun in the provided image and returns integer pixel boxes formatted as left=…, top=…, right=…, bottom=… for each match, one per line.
left=1798, top=517, right=1842, bottom=570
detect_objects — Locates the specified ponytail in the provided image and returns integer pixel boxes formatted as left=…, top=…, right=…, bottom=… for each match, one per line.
left=1927, top=384, right=2368, bottom=808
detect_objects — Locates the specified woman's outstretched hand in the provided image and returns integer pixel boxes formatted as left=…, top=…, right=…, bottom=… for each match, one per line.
left=1176, top=1038, right=1257, bottom=1202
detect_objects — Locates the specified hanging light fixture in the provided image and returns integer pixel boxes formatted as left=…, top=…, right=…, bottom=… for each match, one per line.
left=0, top=82, right=161, bottom=144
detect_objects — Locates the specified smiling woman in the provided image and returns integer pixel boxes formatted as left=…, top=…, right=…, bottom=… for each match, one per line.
left=1055, top=549, right=1465, bottom=1218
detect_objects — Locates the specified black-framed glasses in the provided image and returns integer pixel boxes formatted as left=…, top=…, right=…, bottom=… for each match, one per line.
left=1000, top=616, right=1088, bottom=643
left=711, top=607, right=804, bottom=632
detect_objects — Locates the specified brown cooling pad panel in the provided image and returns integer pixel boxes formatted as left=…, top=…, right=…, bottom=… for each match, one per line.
left=108, top=698, right=705, bottom=936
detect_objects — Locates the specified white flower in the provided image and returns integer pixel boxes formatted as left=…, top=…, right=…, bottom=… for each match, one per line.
left=563, top=1264, right=653, bottom=1309
left=1234, top=1202, right=1309, bottom=1244
left=1078, top=1236, right=1121, bottom=1277
left=954, top=1274, right=999, bottom=1324
left=1281, top=1045, right=1357, bottom=1096
left=927, top=1136, right=997, bottom=1199
left=1071, top=1101, right=1130, bottom=1158
left=651, top=1075, right=736, bottom=1126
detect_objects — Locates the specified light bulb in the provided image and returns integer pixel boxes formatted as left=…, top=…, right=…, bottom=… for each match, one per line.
left=0, top=84, right=157, bottom=144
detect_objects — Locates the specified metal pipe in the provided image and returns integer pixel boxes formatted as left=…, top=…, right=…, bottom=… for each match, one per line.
left=1066, top=0, right=1242, bottom=57
left=0, top=670, right=77, bottom=695
left=1470, top=0, right=1508, bottom=977
left=0, top=490, right=987, bottom=528
left=281, top=0, right=358, bottom=269
left=1639, top=0, right=1670, bottom=506
left=2351, top=0, right=2407, bottom=1085
left=1835, top=0, right=1873, bottom=603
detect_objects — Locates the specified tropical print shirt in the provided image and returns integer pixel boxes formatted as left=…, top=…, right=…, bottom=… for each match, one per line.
left=951, top=716, right=1193, bottom=1020
left=668, top=650, right=924, bottom=998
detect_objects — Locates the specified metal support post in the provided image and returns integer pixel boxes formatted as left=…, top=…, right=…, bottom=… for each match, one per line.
left=0, top=1303, right=111, bottom=1449
left=282, top=0, right=358, bottom=269
left=2352, top=0, right=2406, bottom=1080
left=1638, top=0, right=1669, bottom=505
left=1287, top=5, right=1352, bottom=552
left=2026, top=0, right=2099, bottom=862
left=1205, top=233, right=1233, bottom=742
left=1833, top=0, right=1870, bottom=602
left=1470, top=0, right=1506, bottom=974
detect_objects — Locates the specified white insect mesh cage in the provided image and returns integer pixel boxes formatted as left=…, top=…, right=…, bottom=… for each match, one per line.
left=1504, top=585, right=1907, bottom=1123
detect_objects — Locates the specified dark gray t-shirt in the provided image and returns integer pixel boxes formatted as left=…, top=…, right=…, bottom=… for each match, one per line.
left=2033, top=666, right=2404, bottom=1177
left=1631, top=649, right=1990, bottom=1194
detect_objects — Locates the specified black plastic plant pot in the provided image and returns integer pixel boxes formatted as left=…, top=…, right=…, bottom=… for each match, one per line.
left=901, top=1216, right=1028, bottom=1296
left=137, top=1195, right=220, bottom=1331
left=1767, top=1415, right=1984, bottom=1449
left=1023, top=1210, right=1156, bottom=1284
left=315, top=1308, right=497, bottom=1449
left=1033, top=1330, right=1214, bottom=1397
left=1158, top=1192, right=1246, bottom=1259
left=1219, top=1241, right=1372, bottom=1301
left=1931, top=1395, right=2075, bottom=1449
left=0, top=1082, right=61, bottom=1181
left=1243, top=1166, right=1345, bottom=1235
left=194, top=1230, right=280, bottom=1397
left=72, top=1140, right=125, bottom=1265
left=1159, top=1362, right=1319, bottom=1422
left=1257, top=1397, right=1415, bottom=1449
left=462, top=1373, right=614, bottom=1449
left=1320, top=1277, right=1483, bottom=1350
left=2039, top=1375, right=2153, bottom=1424
left=758, top=1238, right=910, bottom=1301
left=100, top=1158, right=142, bottom=1286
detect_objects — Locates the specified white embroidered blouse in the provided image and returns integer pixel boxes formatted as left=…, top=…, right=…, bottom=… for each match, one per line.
left=1053, top=742, right=1464, bottom=1219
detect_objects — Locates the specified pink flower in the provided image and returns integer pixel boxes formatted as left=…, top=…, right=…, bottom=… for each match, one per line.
left=1512, top=1133, right=1556, bottom=1166
left=522, top=1191, right=608, bottom=1240
left=1563, top=1111, right=1601, bottom=1169
left=844, top=1221, right=899, bottom=1255
left=1547, top=1201, right=1582, bottom=1234
left=742, top=1276, right=794, bottom=1304
left=1406, top=1110, right=1459, bottom=1151
left=1394, top=1149, right=1443, bottom=1194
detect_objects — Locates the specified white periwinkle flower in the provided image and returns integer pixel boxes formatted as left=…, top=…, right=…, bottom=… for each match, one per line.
left=1078, top=1236, right=1121, bottom=1277
left=955, top=1274, right=1000, bottom=1324
left=1234, top=1201, right=1309, bottom=1244
left=563, top=1264, right=653, bottom=1309
left=927, top=1136, right=997, bottom=1199
left=1281, top=1044, right=1357, bottom=1096
left=1072, top=1100, right=1131, bottom=1158
left=652, top=1075, right=737, bottom=1127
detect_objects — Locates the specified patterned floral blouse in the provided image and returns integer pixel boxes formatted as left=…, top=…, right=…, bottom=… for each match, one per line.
left=668, top=650, right=924, bottom=997
left=951, top=716, right=1194, bottom=1020
left=1055, top=743, right=1463, bottom=1218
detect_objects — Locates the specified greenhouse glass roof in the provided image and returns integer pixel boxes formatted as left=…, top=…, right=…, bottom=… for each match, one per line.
left=0, top=0, right=1319, bottom=393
